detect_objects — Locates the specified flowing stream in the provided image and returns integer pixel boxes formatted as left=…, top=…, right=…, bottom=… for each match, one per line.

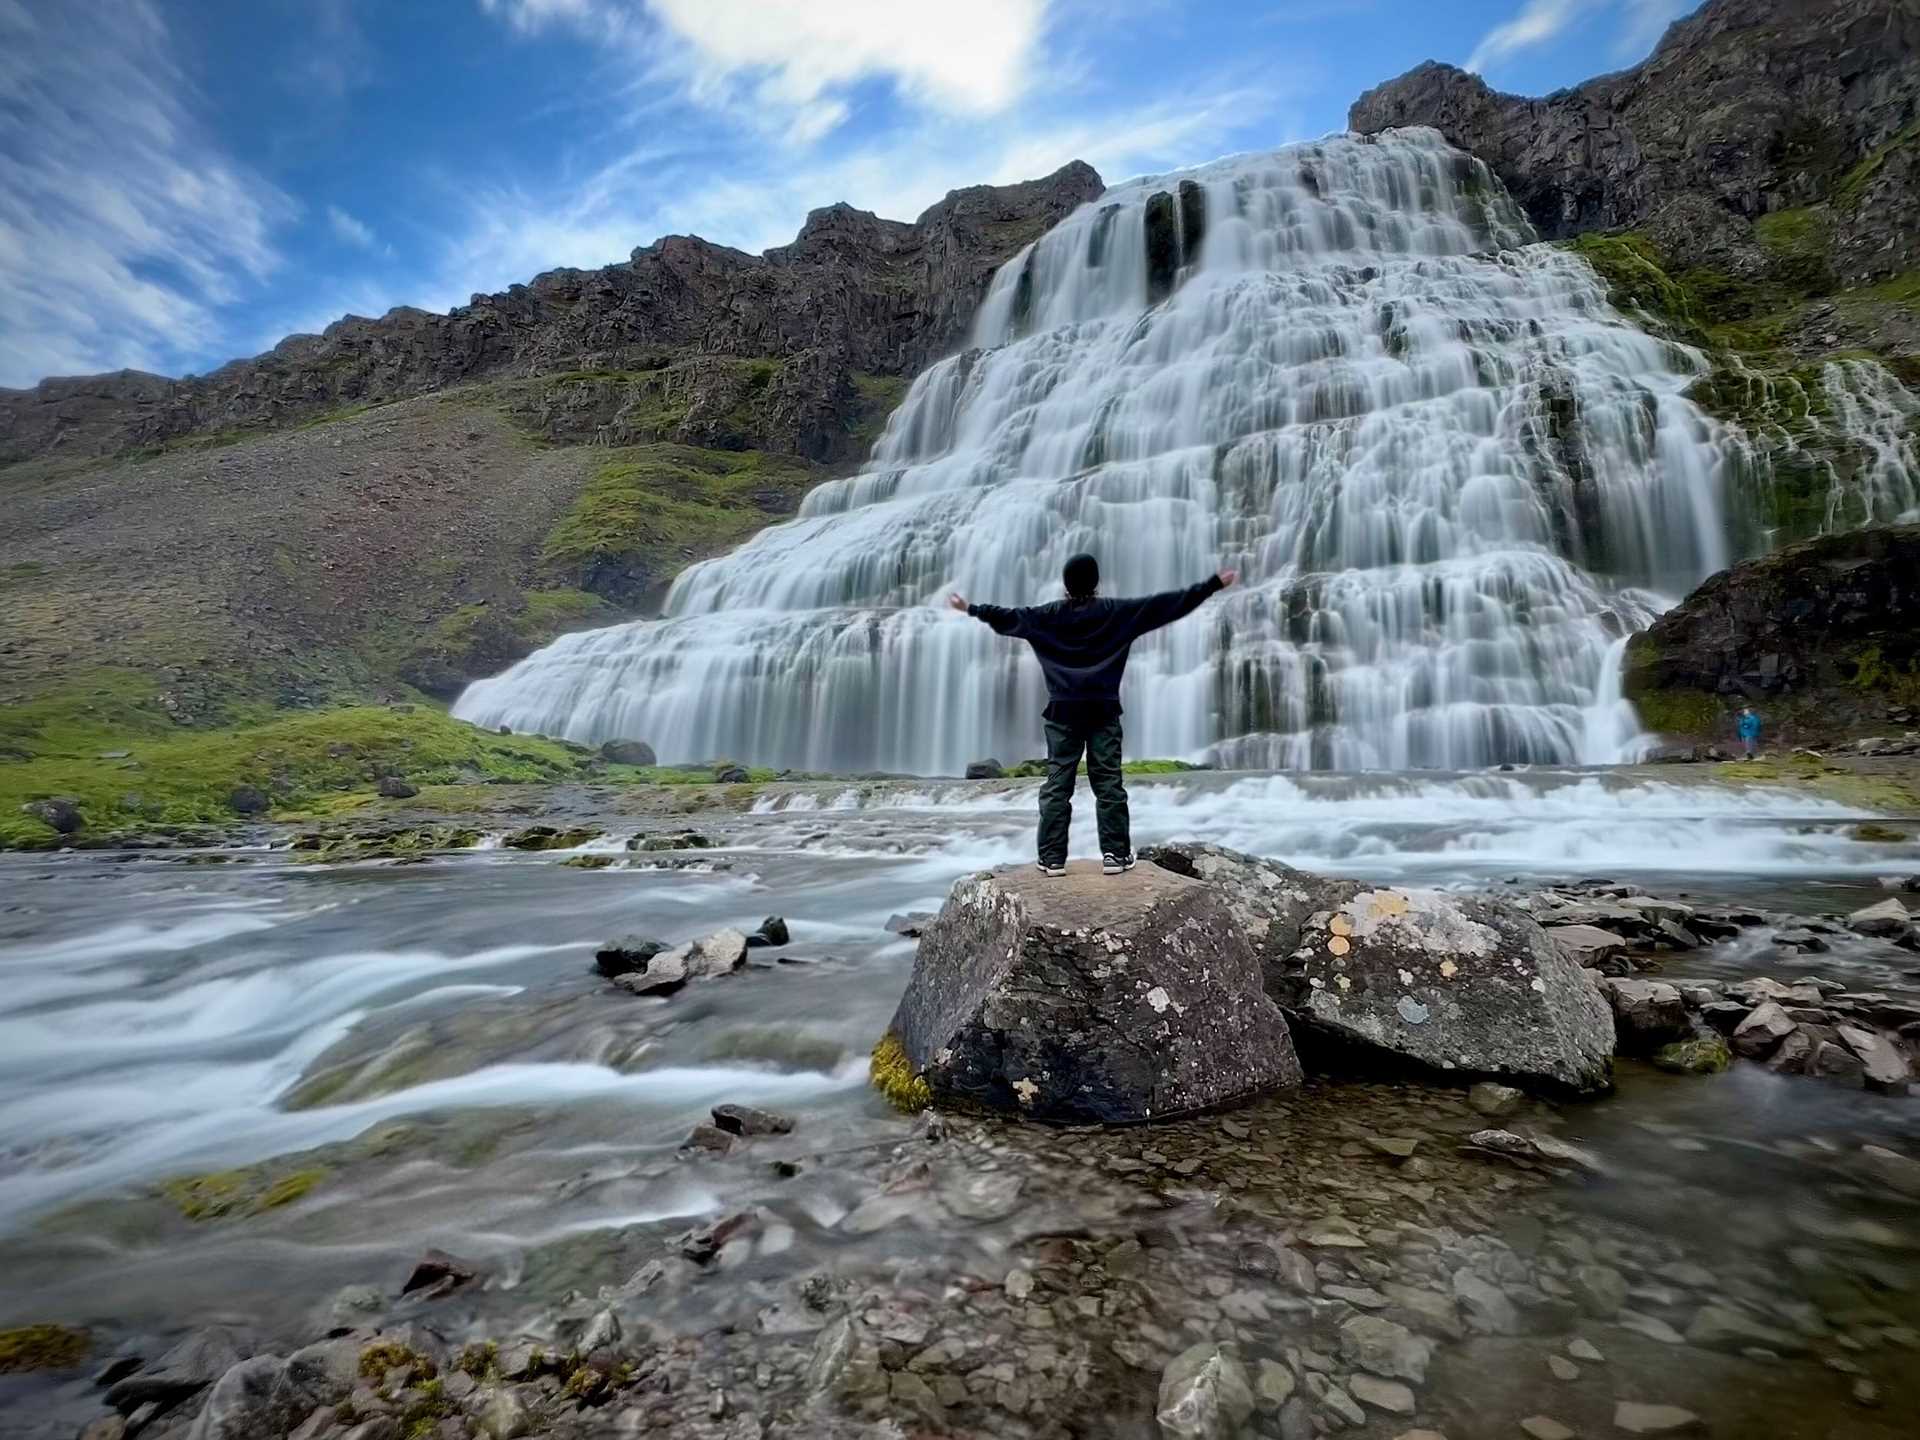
left=457, top=127, right=1760, bottom=772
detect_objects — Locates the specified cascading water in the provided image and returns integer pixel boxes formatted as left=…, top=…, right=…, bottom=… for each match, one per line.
left=457, top=127, right=1756, bottom=773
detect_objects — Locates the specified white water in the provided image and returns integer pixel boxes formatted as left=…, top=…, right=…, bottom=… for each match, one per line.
left=457, top=128, right=1753, bottom=774
left=1819, top=358, right=1920, bottom=530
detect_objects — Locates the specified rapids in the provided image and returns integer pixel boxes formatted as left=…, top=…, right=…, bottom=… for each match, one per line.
left=457, top=127, right=1762, bottom=772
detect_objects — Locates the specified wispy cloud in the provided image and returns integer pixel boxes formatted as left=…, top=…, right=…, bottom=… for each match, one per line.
left=1466, top=0, right=1592, bottom=74
left=0, top=0, right=293, bottom=387
left=326, top=205, right=377, bottom=250
left=478, top=0, right=1049, bottom=144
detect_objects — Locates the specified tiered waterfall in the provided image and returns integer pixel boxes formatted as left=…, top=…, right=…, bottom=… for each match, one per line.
left=456, top=128, right=1759, bottom=773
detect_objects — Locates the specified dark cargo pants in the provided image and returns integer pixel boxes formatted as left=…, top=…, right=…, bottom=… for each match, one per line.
left=1037, top=715, right=1129, bottom=866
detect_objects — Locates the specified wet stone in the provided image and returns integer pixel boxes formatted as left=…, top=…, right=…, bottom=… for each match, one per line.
left=1613, top=1402, right=1704, bottom=1435
left=1351, top=1373, right=1416, bottom=1414
left=1547, top=1355, right=1579, bottom=1381
left=1519, top=1417, right=1574, bottom=1440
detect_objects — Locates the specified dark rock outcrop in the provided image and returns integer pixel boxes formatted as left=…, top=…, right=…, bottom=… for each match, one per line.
left=600, top=739, right=657, bottom=767
left=1349, top=0, right=1920, bottom=284
left=880, top=860, right=1302, bottom=1123
left=0, top=163, right=1102, bottom=467
left=1623, top=525, right=1920, bottom=744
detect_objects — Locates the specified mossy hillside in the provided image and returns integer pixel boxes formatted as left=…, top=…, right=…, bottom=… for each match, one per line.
left=390, top=586, right=618, bottom=697
left=0, top=698, right=603, bottom=848
left=850, top=373, right=911, bottom=452
left=540, top=444, right=819, bottom=604
left=1565, top=208, right=1918, bottom=547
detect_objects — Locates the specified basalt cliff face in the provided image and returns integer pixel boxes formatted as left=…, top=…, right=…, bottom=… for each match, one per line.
left=0, top=163, right=1102, bottom=468
left=1350, top=0, right=1920, bottom=286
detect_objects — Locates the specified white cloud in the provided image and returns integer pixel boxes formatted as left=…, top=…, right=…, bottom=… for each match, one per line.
left=1465, top=0, right=1592, bottom=74
left=479, top=0, right=1049, bottom=142
left=0, top=0, right=292, bottom=386
left=327, top=205, right=377, bottom=250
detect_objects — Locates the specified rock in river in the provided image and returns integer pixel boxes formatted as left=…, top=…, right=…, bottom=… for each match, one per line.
left=1285, top=884, right=1614, bottom=1092
left=877, top=860, right=1301, bottom=1123
left=1148, top=842, right=1614, bottom=1092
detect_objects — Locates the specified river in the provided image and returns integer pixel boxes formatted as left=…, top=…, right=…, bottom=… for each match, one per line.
left=4, top=769, right=1919, bottom=1436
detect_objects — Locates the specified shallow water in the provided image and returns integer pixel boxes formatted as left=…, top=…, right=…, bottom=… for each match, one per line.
left=3, top=771, right=1919, bottom=1435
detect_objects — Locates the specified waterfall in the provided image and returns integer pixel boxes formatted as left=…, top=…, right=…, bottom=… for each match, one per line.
left=455, top=127, right=1755, bottom=774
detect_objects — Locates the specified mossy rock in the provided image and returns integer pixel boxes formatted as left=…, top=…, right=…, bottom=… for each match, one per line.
left=0, top=1324, right=89, bottom=1373
left=870, top=1030, right=931, bottom=1112
left=1654, top=1035, right=1732, bottom=1075
left=159, top=1165, right=327, bottom=1221
left=1850, top=822, right=1911, bottom=844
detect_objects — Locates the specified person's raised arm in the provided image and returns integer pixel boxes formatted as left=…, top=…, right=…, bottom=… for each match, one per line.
left=948, top=592, right=1031, bottom=638
left=1117, top=568, right=1237, bottom=640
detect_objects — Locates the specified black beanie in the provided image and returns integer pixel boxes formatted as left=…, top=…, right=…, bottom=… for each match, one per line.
left=1063, top=552, right=1099, bottom=598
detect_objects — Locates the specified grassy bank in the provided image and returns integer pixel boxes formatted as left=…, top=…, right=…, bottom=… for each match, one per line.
left=0, top=685, right=781, bottom=850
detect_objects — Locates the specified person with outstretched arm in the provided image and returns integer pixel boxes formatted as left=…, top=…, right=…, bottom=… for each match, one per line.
left=948, top=552, right=1237, bottom=877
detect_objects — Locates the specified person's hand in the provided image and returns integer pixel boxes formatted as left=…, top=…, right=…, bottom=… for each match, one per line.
left=947, top=593, right=968, bottom=612
left=1217, top=568, right=1239, bottom=588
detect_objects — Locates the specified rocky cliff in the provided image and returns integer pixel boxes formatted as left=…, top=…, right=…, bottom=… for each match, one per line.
left=1623, top=524, right=1920, bottom=745
left=1350, top=0, right=1920, bottom=285
left=0, top=163, right=1102, bottom=468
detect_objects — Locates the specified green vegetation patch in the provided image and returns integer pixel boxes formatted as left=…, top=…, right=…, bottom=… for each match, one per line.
left=0, top=696, right=600, bottom=849
left=0, top=1324, right=90, bottom=1374
left=1001, top=757, right=1206, bottom=779
left=159, top=1165, right=328, bottom=1222
left=870, top=1030, right=931, bottom=1112
left=1835, top=120, right=1920, bottom=210
left=850, top=373, right=911, bottom=452
left=541, top=443, right=817, bottom=602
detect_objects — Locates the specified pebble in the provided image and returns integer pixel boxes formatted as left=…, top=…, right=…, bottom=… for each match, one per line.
left=1547, top=1355, right=1580, bottom=1381
left=1851, top=1378, right=1881, bottom=1408
left=1567, top=1338, right=1604, bottom=1363
left=1613, top=1402, right=1703, bottom=1434
left=1519, top=1417, right=1574, bottom=1440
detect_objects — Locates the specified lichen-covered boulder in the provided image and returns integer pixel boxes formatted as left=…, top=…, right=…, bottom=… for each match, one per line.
left=877, top=861, right=1301, bottom=1123
left=1280, top=885, right=1615, bottom=1093
left=1145, top=843, right=1615, bottom=1093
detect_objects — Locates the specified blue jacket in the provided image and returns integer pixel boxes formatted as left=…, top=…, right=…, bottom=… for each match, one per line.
left=1738, top=712, right=1761, bottom=741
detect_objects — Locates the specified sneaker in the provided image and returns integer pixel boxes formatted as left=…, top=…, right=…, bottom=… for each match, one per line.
left=1036, top=860, right=1067, bottom=877
left=1101, top=853, right=1135, bottom=875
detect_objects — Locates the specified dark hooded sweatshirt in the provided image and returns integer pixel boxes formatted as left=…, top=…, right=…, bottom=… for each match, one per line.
left=967, top=576, right=1224, bottom=725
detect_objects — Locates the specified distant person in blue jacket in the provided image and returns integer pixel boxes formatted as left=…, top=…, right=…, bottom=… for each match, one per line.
left=950, top=552, right=1236, bottom=877
left=1738, top=706, right=1762, bottom=759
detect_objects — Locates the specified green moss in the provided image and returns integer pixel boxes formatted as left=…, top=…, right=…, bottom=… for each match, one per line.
left=1753, top=207, right=1834, bottom=293
left=1850, top=822, right=1911, bottom=843
left=400, top=1378, right=456, bottom=1437
left=1846, top=644, right=1920, bottom=702
left=1625, top=681, right=1725, bottom=740
left=1654, top=1036, right=1732, bottom=1075
left=1567, top=232, right=1703, bottom=335
left=160, top=1165, right=327, bottom=1221
left=850, top=373, right=911, bottom=451
left=1835, top=120, right=1920, bottom=210
left=540, top=443, right=817, bottom=599
left=870, top=1030, right=931, bottom=1112
left=359, top=1340, right=437, bottom=1382
left=0, top=1324, right=89, bottom=1373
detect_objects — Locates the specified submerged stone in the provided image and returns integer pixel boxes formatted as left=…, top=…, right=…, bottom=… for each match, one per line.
left=878, top=860, right=1301, bottom=1123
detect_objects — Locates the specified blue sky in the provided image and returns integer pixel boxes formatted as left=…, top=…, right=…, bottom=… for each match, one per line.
left=0, top=0, right=1695, bottom=390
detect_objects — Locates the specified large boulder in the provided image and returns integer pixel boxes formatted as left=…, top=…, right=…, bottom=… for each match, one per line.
left=878, top=861, right=1301, bottom=1123
left=1148, top=842, right=1613, bottom=1093
left=600, top=739, right=657, bottom=767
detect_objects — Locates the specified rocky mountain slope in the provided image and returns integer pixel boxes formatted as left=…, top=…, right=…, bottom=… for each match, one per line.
left=0, top=162, right=1100, bottom=469
left=0, top=166, right=1102, bottom=733
left=1351, top=0, right=1920, bottom=285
